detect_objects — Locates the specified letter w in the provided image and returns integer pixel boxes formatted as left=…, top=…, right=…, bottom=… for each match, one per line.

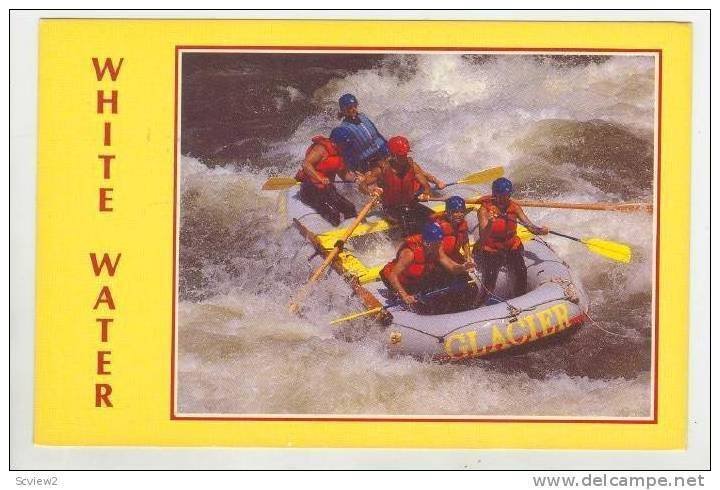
left=90, top=253, right=122, bottom=277
left=92, top=58, right=124, bottom=81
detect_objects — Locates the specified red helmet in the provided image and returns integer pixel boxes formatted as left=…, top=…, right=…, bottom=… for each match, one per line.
left=388, top=136, right=411, bottom=157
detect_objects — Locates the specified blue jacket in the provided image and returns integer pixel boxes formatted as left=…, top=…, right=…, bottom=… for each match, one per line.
left=340, top=113, right=388, bottom=172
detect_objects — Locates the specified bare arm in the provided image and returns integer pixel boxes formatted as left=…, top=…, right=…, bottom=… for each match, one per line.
left=387, top=249, right=417, bottom=305
left=358, top=166, right=383, bottom=196
left=438, top=246, right=472, bottom=274
left=476, top=206, right=494, bottom=246
left=410, top=162, right=432, bottom=200
left=413, top=160, right=446, bottom=189
left=302, top=145, right=330, bottom=185
left=516, top=206, right=548, bottom=235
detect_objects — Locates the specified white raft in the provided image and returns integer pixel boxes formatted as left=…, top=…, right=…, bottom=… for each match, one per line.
left=287, top=184, right=590, bottom=361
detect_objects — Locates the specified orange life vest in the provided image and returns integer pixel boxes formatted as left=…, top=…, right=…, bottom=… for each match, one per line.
left=295, top=136, right=346, bottom=190
left=381, top=234, right=434, bottom=288
left=436, top=216, right=469, bottom=262
left=479, top=196, right=522, bottom=252
left=380, top=158, right=420, bottom=208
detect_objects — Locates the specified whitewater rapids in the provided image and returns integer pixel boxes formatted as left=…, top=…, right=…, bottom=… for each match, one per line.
left=176, top=53, right=655, bottom=417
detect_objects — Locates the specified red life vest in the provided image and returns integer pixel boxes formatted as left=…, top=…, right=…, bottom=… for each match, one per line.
left=381, top=235, right=434, bottom=288
left=479, top=196, right=522, bottom=252
left=436, top=216, right=469, bottom=262
left=380, top=158, right=420, bottom=208
left=295, top=136, right=346, bottom=190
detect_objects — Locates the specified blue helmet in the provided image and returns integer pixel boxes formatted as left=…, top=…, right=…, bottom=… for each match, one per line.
left=338, top=93, right=358, bottom=110
left=329, top=126, right=354, bottom=149
left=422, top=222, right=445, bottom=244
left=445, top=196, right=466, bottom=215
left=492, top=177, right=513, bottom=196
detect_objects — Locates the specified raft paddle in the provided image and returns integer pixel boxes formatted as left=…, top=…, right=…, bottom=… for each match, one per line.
left=329, top=306, right=385, bottom=325
left=289, top=194, right=382, bottom=314
left=514, top=200, right=653, bottom=213
left=499, top=215, right=633, bottom=264
left=262, top=176, right=300, bottom=190
left=265, top=166, right=503, bottom=192
left=443, top=166, right=504, bottom=188
left=420, top=166, right=505, bottom=201
left=262, top=177, right=356, bottom=191
left=546, top=231, right=632, bottom=263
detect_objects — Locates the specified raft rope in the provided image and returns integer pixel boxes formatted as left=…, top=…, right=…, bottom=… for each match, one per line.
left=334, top=215, right=595, bottom=341
left=384, top=216, right=619, bottom=342
left=547, top=277, right=580, bottom=304
left=389, top=274, right=582, bottom=343
left=390, top=321, right=446, bottom=343
left=584, top=310, right=639, bottom=339
left=389, top=289, right=576, bottom=343
left=378, top=229, right=584, bottom=343
left=522, top=280, right=629, bottom=339
left=434, top=294, right=571, bottom=341
left=477, top=282, right=523, bottom=319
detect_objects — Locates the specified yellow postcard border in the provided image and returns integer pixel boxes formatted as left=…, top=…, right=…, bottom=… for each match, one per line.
left=34, top=19, right=691, bottom=449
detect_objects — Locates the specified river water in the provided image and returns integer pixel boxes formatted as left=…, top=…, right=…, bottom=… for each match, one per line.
left=176, top=52, right=655, bottom=417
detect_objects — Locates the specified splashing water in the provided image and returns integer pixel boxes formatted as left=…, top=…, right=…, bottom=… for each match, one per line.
left=176, top=53, right=655, bottom=417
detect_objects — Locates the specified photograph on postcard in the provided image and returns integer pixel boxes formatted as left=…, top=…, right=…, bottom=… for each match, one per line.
left=173, top=50, right=658, bottom=420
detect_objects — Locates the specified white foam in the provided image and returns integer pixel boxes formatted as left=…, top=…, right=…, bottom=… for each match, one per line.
left=177, top=54, right=656, bottom=417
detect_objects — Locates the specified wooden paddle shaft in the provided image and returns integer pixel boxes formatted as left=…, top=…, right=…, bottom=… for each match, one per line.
left=290, top=195, right=380, bottom=312
left=307, top=195, right=379, bottom=281
left=515, top=200, right=653, bottom=213
left=429, top=198, right=652, bottom=213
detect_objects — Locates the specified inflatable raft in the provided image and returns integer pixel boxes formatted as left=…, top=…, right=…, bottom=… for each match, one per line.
left=287, top=185, right=590, bottom=361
